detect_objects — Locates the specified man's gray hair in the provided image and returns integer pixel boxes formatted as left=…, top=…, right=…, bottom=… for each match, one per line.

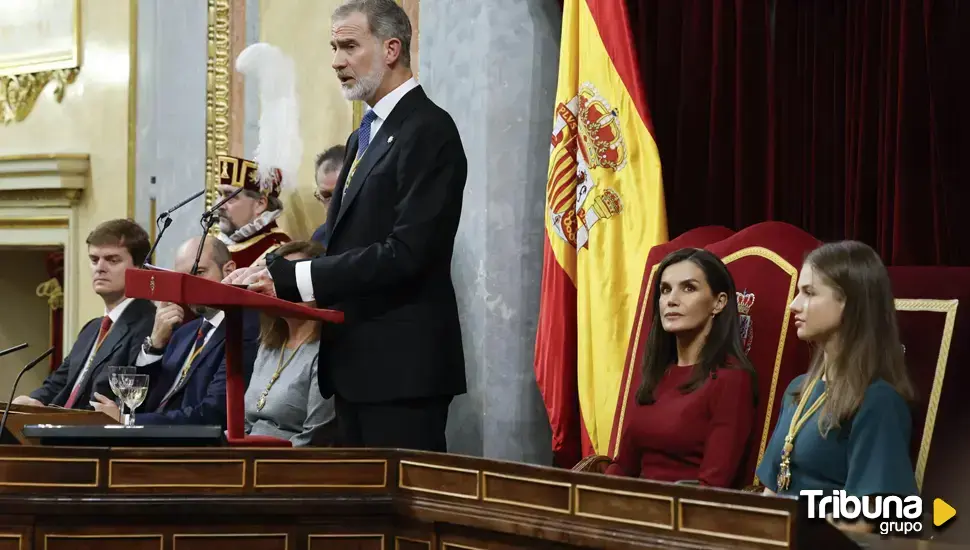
left=333, top=0, right=412, bottom=68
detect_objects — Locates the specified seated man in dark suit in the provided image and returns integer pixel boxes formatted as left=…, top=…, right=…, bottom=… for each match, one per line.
left=13, top=219, right=156, bottom=409
left=311, top=145, right=345, bottom=245
left=92, top=236, right=249, bottom=427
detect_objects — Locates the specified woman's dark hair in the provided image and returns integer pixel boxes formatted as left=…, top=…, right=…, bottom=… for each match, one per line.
left=635, top=248, right=758, bottom=405
left=794, top=240, right=915, bottom=436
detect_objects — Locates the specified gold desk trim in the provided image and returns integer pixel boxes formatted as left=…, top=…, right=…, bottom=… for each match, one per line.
left=394, top=536, right=432, bottom=549
left=677, top=498, right=792, bottom=548
left=44, top=534, right=162, bottom=550
left=481, top=471, right=572, bottom=514
left=441, top=544, right=486, bottom=550
left=308, top=533, right=384, bottom=548
left=0, top=457, right=99, bottom=488
left=253, top=458, right=388, bottom=488
left=398, top=459, right=480, bottom=500
left=173, top=533, right=288, bottom=550
left=895, top=298, right=959, bottom=492
left=573, top=484, right=675, bottom=530
left=108, top=458, right=246, bottom=488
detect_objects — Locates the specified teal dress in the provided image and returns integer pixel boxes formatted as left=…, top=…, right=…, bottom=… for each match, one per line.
left=756, top=374, right=918, bottom=496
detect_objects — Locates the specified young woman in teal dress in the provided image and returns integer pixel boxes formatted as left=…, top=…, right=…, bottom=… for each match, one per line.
left=757, top=241, right=918, bottom=502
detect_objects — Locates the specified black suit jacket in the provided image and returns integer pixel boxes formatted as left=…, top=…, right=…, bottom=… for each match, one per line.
left=270, top=85, right=467, bottom=404
left=30, top=298, right=156, bottom=408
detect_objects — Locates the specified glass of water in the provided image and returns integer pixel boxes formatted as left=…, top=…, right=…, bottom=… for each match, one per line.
left=121, top=374, right=150, bottom=427
left=107, top=366, right=136, bottom=421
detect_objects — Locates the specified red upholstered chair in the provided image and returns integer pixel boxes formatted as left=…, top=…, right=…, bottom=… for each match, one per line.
left=888, top=266, right=970, bottom=543
left=704, top=222, right=820, bottom=488
left=573, top=226, right=736, bottom=474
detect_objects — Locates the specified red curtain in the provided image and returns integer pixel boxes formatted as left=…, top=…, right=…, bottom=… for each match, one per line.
left=628, top=0, right=970, bottom=266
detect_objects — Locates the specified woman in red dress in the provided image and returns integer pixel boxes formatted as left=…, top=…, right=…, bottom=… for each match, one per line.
left=607, top=248, right=758, bottom=488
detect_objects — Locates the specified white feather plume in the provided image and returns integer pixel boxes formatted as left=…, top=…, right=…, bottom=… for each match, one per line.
left=235, top=42, right=303, bottom=190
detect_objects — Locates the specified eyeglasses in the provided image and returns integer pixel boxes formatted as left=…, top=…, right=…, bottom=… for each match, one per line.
left=313, top=189, right=332, bottom=204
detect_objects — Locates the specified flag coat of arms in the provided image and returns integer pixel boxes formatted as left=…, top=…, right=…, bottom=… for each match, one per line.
left=535, top=0, right=668, bottom=466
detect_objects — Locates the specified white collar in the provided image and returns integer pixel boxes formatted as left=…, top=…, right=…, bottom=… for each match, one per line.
left=367, top=77, right=419, bottom=122
left=203, top=310, right=226, bottom=329
left=105, top=297, right=134, bottom=323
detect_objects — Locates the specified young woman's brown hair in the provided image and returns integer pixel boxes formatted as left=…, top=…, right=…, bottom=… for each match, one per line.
left=795, top=240, right=915, bottom=435
left=258, top=240, right=326, bottom=349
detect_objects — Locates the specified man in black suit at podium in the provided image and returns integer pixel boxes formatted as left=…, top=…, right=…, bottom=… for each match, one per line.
left=13, top=219, right=156, bottom=409
left=228, top=0, right=467, bottom=453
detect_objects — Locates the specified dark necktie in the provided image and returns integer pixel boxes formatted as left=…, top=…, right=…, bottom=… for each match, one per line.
left=343, top=109, right=380, bottom=198
left=157, top=320, right=214, bottom=410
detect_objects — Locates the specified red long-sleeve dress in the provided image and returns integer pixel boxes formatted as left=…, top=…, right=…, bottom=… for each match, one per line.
left=605, top=365, right=755, bottom=488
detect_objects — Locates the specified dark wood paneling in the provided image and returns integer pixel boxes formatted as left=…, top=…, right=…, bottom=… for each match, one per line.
left=254, top=459, right=386, bottom=488
left=395, top=536, right=432, bottom=550
left=308, top=534, right=383, bottom=550
left=574, top=485, right=674, bottom=529
left=0, top=535, right=20, bottom=550
left=44, top=535, right=161, bottom=550
left=482, top=472, right=571, bottom=514
left=679, top=499, right=791, bottom=547
left=0, top=458, right=97, bottom=488
left=109, top=459, right=244, bottom=488
left=172, top=534, right=286, bottom=550
left=399, top=460, right=478, bottom=499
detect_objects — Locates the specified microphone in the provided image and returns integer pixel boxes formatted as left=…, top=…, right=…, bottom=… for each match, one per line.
left=191, top=186, right=244, bottom=275
left=201, top=186, right=244, bottom=223
left=161, top=188, right=206, bottom=220
left=143, top=188, right=207, bottom=268
left=0, top=346, right=55, bottom=442
left=0, top=343, right=27, bottom=358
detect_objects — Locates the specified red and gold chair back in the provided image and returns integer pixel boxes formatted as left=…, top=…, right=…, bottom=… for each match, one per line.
left=888, top=266, right=970, bottom=542
left=703, top=222, right=820, bottom=486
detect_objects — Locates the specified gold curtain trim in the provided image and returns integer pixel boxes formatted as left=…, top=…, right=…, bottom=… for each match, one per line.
left=36, top=277, right=64, bottom=310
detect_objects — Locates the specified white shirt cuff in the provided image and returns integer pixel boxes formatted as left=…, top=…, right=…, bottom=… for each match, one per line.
left=135, top=349, right=162, bottom=367
left=295, top=260, right=315, bottom=302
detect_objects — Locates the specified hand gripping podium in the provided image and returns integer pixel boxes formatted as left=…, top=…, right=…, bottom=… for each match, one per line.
left=125, top=268, right=344, bottom=446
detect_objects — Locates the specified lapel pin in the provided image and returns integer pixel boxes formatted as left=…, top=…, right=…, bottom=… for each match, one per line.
left=387, top=136, right=394, bottom=144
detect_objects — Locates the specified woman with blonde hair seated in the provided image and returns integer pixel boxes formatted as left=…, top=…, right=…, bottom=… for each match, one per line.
left=758, top=240, right=917, bottom=499
left=607, top=248, right=758, bottom=487
left=244, top=240, right=336, bottom=446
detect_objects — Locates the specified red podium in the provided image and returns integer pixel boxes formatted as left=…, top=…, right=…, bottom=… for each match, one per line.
left=125, top=268, right=344, bottom=446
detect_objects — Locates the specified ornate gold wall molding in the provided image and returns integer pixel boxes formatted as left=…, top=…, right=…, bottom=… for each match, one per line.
left=206, top=0, right=233, bottom=211
left=0, top=68, right=79, bottom=125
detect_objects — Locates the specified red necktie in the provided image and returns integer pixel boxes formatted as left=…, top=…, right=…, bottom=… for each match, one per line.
left=64, top=316, right=113, bottom=409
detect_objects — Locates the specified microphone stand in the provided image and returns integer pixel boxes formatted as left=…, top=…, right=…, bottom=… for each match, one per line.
left=190, top=187, right=244, bottom=276
left=143, top=188, right=207, bottom=268
left=0, top=343, right=27, bottom=359
left=0, top=346, right=55, bottom=442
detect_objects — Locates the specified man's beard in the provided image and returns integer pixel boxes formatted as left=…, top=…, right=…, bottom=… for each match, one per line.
left=218, top=215, right=237, bottom=235
left=341, top=57, right=387, bottom=102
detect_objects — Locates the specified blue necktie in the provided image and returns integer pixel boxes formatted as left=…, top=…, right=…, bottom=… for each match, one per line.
left=356, top=109, right=379, bottom=159
left=344, top=109, right=379, bottom=200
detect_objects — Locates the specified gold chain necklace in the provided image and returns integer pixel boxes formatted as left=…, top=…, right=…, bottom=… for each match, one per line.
left=255, top=334, right=312, bottom=412
left=777, top=370, right=827, bottom=491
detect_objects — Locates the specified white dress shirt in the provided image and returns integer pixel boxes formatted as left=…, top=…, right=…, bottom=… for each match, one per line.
left=68, top=297, right=134, bottom=399
left=294, top=77, right=419, bottom=302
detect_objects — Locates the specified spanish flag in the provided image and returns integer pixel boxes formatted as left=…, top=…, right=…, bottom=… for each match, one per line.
left=535, top=0, right=667, bottom=466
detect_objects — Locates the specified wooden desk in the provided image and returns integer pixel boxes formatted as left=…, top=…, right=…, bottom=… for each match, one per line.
left=0, top=446, right=960, bottom=550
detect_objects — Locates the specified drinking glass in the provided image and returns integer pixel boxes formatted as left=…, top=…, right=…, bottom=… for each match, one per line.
left=121, top=374, right=149, bottom=427
left=107, top=366, right=136, bottom=420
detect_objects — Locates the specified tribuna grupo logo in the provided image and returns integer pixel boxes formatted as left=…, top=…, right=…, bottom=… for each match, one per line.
left=803, top=490, right=923, bottom=535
